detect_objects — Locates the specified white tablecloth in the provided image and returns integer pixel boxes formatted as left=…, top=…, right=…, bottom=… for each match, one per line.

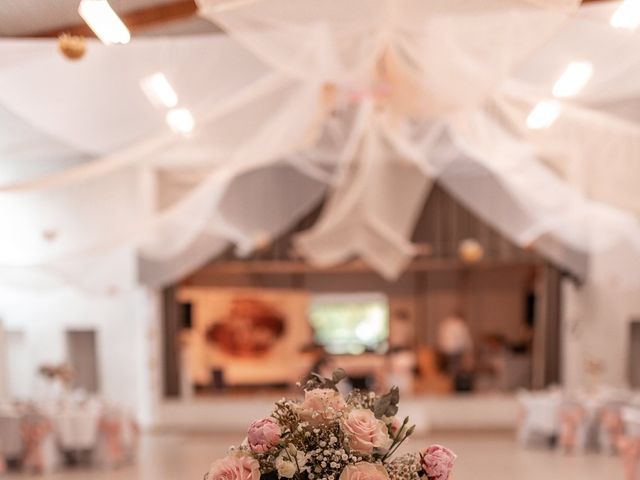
left=53, top=409, right=101, bottom=450
left=1, top=401, right=104, bottom=456
left=0, top=400, right=137, bottom=472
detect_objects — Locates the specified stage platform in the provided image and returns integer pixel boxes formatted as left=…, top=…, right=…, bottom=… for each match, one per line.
left=150, top=393, right=519, bottom=432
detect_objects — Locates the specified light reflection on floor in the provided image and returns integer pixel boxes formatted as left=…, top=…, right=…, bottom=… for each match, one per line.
left=5, top=430, right=622, bottom=480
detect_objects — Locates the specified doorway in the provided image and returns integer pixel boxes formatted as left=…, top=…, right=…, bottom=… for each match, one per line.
left=66, top=330, right=100, bottom=393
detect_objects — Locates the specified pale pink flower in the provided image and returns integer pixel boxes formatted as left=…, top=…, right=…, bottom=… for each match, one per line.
left=342, top=409, right=392, bottom=455
left=275, top=447, right=307, bottom=478
left=299, top=388, right=346, bottom=425
left=384, top=416, right=403, bottom=435
left=207, top=454, right=260, bottom=480
left=339, top=462, right=390, bottom=480
left=420, top=444, right=457, bottom=480
left=247, top=417, right=281, bottom=453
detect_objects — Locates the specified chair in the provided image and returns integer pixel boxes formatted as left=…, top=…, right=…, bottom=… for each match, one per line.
left=415, top=346, right=452, bottom=394
left=558, top=401, right=589, bottom=454
left=620, top=407, right=640, bottom=480
left=21, top=412, right=59, bottom=474
left=517, top=390, right=562, bottom=448
left=0, top=411, right=22, bottom=471
left=598, top=403, right=625, bottom=454
left=95, top=408, right=137, bottom=468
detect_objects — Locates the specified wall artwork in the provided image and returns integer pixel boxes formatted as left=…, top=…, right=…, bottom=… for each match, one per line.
left=205, top=297, right=287, bottom=357
left=177, top=288, right=311, bottom=388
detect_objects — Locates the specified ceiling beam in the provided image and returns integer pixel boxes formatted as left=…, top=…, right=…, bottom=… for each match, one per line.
left=21, top=0, right=615, bottom=38
left=32, top=0, right=198, bottom=38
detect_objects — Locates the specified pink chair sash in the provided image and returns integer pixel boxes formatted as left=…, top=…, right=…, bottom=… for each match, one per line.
left=99, top=416, right=124, bottom=467
left=601, top=409, right=624, bottom=453
left=21, top=417, right=53, bottom=473
left=129, top=420, right=140, bottom=458
left=617, top=436, right=640, bottom=480
left=559, top=405, right=585, bottom=453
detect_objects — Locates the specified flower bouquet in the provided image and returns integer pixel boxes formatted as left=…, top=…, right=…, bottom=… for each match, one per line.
left=205, top=369, right=456, bottom=480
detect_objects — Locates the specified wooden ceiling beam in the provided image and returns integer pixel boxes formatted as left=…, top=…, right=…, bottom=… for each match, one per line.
left=31, top=0, right=198, bottom=38
left=20, top=0, right=616, bottom=39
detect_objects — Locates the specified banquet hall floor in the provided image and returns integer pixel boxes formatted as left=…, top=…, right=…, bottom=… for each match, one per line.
left=4, top=430, right=622, bottom=480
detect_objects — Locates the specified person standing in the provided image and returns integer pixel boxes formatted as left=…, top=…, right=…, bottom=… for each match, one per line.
left=437, top=311, right=473, bottom=380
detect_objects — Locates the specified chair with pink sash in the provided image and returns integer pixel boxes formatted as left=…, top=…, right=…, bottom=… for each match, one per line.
left=619, top=407, right=640, bottom=480
left=558, top=401, right=588, bottom=454
left=599, top=404, right=625, bottom=454
left=0, top=408, right=23, bottom=472
left=95, top=408, right=138, bottom=468
left=20, top=412, right=59, bottom=474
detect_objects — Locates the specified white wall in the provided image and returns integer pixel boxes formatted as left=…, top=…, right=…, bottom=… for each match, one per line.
left=562, top=279, right=640, bottom=389
left=0, top=285, right=150, bottom=414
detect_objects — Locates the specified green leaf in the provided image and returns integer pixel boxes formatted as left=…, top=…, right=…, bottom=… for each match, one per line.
left=332, top=368, right=347, bottom=384
left=302, top=368, right=347, bottom=391
left=373, top=386, right=400, bottom=418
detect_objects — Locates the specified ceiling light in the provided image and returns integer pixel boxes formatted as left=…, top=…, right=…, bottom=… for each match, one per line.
left=526, top=100, right=560, bottom=129
left=140, top=73, right=178, bottom=108
left=611, top=0, right=640, bottom=30
left=166, top=108, right=194, bottom=134
left=78, top=0, right=131, bottom=45
left=208, top=0, right=262, bottom=13
left=552, top=61, right=593, bottom=98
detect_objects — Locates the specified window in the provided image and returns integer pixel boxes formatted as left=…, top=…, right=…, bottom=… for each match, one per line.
left=309, top=293, right=388, bottom=355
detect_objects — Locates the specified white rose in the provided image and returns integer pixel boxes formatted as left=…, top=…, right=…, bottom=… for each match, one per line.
left=275, top=448, right=307, bottom=479
left=276, top=460, right=296, bottom=479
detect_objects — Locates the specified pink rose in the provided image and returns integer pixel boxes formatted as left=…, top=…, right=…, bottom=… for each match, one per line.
left=299, top=388, right=346, bottom=425
left=342, top=409, right=392, bottom=454
left=420, top=445, right=456, bottom=480
left=385, top=416, right=403, bottom=434
left=339, top=462, right=389, bottom=480
left=247, top=417, right=281, bottom=453
left=208, top=454, right=260, bottom=480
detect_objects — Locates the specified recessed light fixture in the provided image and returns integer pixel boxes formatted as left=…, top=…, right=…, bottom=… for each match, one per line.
left=78, top=0, right=130, bottom=45
left=140, top=73, right=178, bottom=109
left=166, top=108, right=195, bottom=134
left=526, top=100, right=560, bottom=129
left=552, top=61, right=593, bottom=98
left=610, top=0, right=640, bottom=30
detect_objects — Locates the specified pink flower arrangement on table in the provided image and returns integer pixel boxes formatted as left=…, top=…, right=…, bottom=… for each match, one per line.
left=205, top=369, right=456, bottom=480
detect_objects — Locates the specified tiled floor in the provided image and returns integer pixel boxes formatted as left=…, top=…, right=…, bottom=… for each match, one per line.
left=5, top=430, right=623, bottom=480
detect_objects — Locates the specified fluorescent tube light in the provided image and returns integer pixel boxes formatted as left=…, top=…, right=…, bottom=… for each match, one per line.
left=140, top=73, right=178, bottom=109
left=611, top=0, right=640, bottom=30
left=78, top=0, right=131, bottom=45
left=166, top=108, right=194, bottom=134
left=526, top=100, right=560, bottom=129
left=552, top=61, right=593, bottom=98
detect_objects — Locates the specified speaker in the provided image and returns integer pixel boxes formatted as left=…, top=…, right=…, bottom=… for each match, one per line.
left=525, top=292, right=536, bottom=327
left=179, top=302, right=193, bottom=330
left=211, top=368, right=225, bottom=391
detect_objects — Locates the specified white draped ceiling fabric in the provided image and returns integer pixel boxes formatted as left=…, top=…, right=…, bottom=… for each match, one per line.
left=1, top=0, right=640, bottom=292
